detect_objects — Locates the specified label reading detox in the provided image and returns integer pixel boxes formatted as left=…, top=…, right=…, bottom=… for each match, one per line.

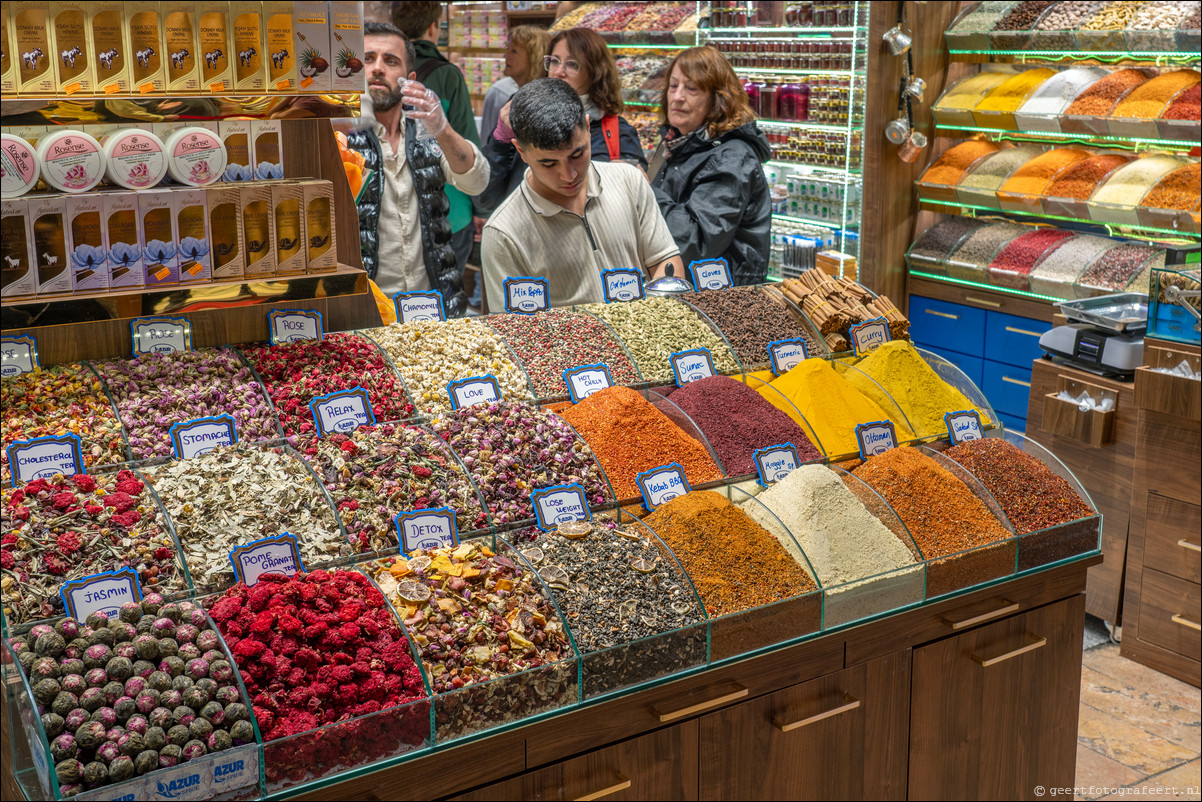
left=601, top=268, right=644, bottom=303
left=945, top=409, right=985, bottom=445
left=229, top=533, right=305, bottom=586
left=530, top=483, right=590, bottom=531
left=395, top=507, right=459, bottom=556
left=503, top=276, right=549, bottom=315
left=563, top=363, right=613, bottom=403
left=169, top=415, right=238, bottom=460
left=669, top=348, right=715, bottom=386
left=855, top=420, right=897, bottom=460
left=635, top=463, right=691, bottom=510
left=1, top=335, right=38, bottom=377
left=687, top=257, right=733, bottom=291
left=7, top=434, right=85, bottom=487
left=447, top=375, right=502, bottom=410
left=767, top=338, right=809, bottom=375
left=850, top=317, right=890, bottom=355
left=309, top=387, right=375, bottom=435
left=269, top=309, right=323, bottom=344
left=61, top=568, right=143, bottom=622
left=130, top=315, right=191, bottom=355
left=394, top=289, right=446, bottom=323
left=753, top=443, right=801, bottom=486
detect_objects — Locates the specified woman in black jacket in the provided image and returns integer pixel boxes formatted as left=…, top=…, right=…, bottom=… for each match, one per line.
left=649, top=46, right=772, bottom=285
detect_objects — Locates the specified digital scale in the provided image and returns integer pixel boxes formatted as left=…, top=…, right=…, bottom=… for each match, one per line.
left=1039, top=293, right=1148, bottom=379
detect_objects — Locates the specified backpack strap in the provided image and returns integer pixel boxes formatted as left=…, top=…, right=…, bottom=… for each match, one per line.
left=600, top=114, right=621, bottom=161
left=415, top=58, right=448, bottom=84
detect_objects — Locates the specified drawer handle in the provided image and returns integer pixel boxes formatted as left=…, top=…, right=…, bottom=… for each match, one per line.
left=774, top=695, right=861, bottom=732
left=924, top=309, right=960, bottom=320
left=1004, top=325, right=1043, bottom=338
left=653, top=685, right=749, bottom=723
left=965, top=296, right=1003, bottom=308
left=972, top=634, right=1047, bottom=667
left=1178, top=539, right=1201, bottom=553
left=575, top=777, right=632, bottom=801
left=1001, top=376, right=1031, bottom=388
left=1171, top=614, right=1201, bottom=632
left=941, top=600, right=1020, bottom=630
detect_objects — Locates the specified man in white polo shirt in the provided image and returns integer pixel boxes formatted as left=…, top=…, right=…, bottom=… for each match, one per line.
left=481, top=79, right=680, bottom=311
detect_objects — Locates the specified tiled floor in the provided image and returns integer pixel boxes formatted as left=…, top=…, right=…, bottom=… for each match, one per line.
left=1075, top=617, right=1201, bottom=800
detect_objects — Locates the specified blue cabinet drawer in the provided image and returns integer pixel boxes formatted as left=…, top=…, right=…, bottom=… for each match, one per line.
left=919, top=344, right=984, bottom=391
left=909, top=296, right=986, bottom=358
left=984, top=311, right=1052, bottom=369
left=982, top=360, right=1033, bottom=418
left=997, top=411, right=1027, bottom=433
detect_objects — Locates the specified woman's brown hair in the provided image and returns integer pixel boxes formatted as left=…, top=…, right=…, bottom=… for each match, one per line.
left=548, top=28, right=624, bottom=117
left=510, top=25, right=552, bottom=84
left=659, top=46, right=756, bottom=138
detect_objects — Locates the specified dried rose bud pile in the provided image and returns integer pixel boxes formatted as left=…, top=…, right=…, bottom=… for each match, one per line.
left=10, top=596, right=253, bottom=798
left=2, top=472, right=184, bottom=625
left=240, top=334, right=415, bottom=436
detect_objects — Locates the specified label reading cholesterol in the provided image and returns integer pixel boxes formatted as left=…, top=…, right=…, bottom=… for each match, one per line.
left=635, top=463, right=691, bottom=510
left=6, top=434, right=85, bottom=486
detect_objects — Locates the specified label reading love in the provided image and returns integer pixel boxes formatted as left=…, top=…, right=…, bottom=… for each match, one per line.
left=687, top=257, right=733, bottom=291
left=849, top=317, right=891, bottom=355
left=753, top=443, right=801, bottom=486
left=856, top=420, right=897, bottom=460
left=60, top=568, right=143, bottom=622
left=447, top=374, right=502, bottom=410
left=1, top=335, right=39, bottom=378
left=503, top=276, right=549, bottom=315
left=563, top=363, right=613, bottom=403
left=6, top=434, right=85, bottom=487
left=131, top=315, right=193, bottom=355
left=601, top=268, right=644, bottom=303
left=530, top=483, right=591, bottom=531
left=394, top=289, right=446, bottom=323
left=670, top=348, right=716, bottom=386
left=635, top=463, right=691, bottom=510
left=767, top=338, right=809, bottom=375
left=309, top=387, right=376, bottom=435
left=269, top=309, right=324, bottom=344
left=169, top=415, right=238, bottom=459
left=945, top=409, right=985, bottom=445
left=395, top=507, right=459, bottom=556
left=229, top=533, right=305, bottom=587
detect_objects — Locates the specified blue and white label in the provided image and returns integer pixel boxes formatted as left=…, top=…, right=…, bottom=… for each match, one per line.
left=687, top=257, right=733, bottom=291
left=447, top=374, right=502, bottom=410
left=6, top=434, right=85, bottom=487
left=753, top=443, right=801, bottom=486
left=503, top=276, right=550, bottom=315
left=229, top=533, right=305, bottom=586
left=60, top=567, right=143, bottom=622
left=945, top=409, right=984, bottom=444
left=1, top=335, right=38, bottom=377
left=395, top=289, right=447, bottom=323
left=169, top=415, right=237, bottom=459
left=601, top=268, right=644, bottom=303
left=563, top=363, right=613, bottom=403
left=767, top=338, right=809, bottom=375
left=849, top=317, right=890, bottom=355
left=130, top=315, right=192, bottom=356
left=209, top=746, right=258, bottom=790
left=856, top=420, right=897, bottom=460
left=395, top=507, right=459, bottom=555
left=669, top=348, right=716, bottom=386
left=635, top=463, right=691, bottom=510
left=310, top=387, right=376, bottom=435
left=530, top=483, right=591, bottom=530
left=269, top=309, right=324, bottom=344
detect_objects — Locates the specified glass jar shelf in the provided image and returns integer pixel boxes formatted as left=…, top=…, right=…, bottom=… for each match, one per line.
left=768, top=160, right=862, bottom=179
left=948, top=49, right=1201, bottom=67
left=773, top=213, right=858, bottom=230
left=1, top=94, right=362, bottom=122
left=933, top=124, right=1201, bottom=154
left=734, top=67, right=859, bottom=77
left=762, top=119, right=862, bottom=133
left=709, top=26, right=867, bottom=36
left=606, top=42, right=695, bottom=50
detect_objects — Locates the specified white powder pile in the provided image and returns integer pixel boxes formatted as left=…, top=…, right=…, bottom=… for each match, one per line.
left=1091, top=155, right=1187, bottom=205
left=1017, top=67, right=1110, bottom=117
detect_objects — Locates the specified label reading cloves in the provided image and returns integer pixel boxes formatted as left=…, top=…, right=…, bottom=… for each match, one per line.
left=635, top=463, right=691, bottom=510
left=1, top=335, right=38, bottom=377
left=394, top=289, right=446, bottom=323
left=503, top=276, right=549, bottom=315
left=60, top=567, right=143, bottom=622
left=169, top=415, right=238, bottom=460
left=309, top=387, right=376, bottom=435
left=530, top=483, right=591, bottom=531
left=229, top=533, right=305, bottom=586
left=130, top=315, right=192, bottom=355
left=6, top=434, right=85, bottom=487
left=855, top=420, right=897, bottom=460
left=753, top=443, right=801, bottom=486
left=446, top=374, right=502, bottom=410
left=849, top=317, right=890, bottom=355
left=687, top=257, right=732, bottom=291
left=563, top=363, right=613, bottom=403
left=767, top=338, right=809, bottom=375
left=269, top=309, right=324, bottom=344
left=669, top=348, right=715, bottom=386
left=395, top=507, right=459, bottom=556
left=945, top=409, right=985, bottom=445
left=601, top=268, right=644, bottom=303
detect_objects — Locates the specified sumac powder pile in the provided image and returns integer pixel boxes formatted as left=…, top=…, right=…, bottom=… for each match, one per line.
left=680, top=287, right=820, bottom=367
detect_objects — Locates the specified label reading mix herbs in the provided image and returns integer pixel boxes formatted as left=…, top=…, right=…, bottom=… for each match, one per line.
left=309, top=387, right=376, bottom=435
left=395, top=507, right=459, bottom=555
left=229, top=533, right=305, bottom=586
left=1, top=334, right=38, bottom=377
left=635, top=463, right=691, bottom=510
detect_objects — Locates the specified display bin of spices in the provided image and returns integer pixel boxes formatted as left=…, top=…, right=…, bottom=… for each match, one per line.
left=987, top=1, right=1060, bottom=50
left=1109, top=70, right=1202, bottom=141
left=996, top=147, right=1092, bottom=214
left=1157, top=83, right=1202, bottom=142
left=501, top=513, right=708, bottom=700
left=1029, top=235, right=1117, bottom=299
left=204, top=570, right=431, bottom=793
left=1075, top=1, right=1152, bottom=52
left=1088, top=154, right=1186, bottom=227
left=986, top=227, right=1077, bottom=291
left=369, top=541, right=579, bottom=744
left=971, top=69, right=1056, bottom=131
left=954, top=145, right=1046, bottom=211
left=677, top=286, right=827, bottom=370
left=906, top=218, right=990, bottom=278
left=945, top=2, right=1020, bottom=51
left=1124, top=1, right=1199, bottom=51
left=777, top=270, right=910, bottom=353
left=944, top=221, right=1028, bottom=284
left=1014, top=67, right=1110, bottom=134
left=916, top=141, right=1002, bottom=205
left=1075, top=243, right=1165, bottom=298
left=1042, top=152, right=1134, bottom=220
left=1137, top=163, right=1202, bottom=235
left=1060, top=68, right=1153, bottom=136
left=933, top=69, right=1017, bottom=128
left=1176, top=10, right=1201, bottom=55
left=1028, top=0, right=1107, bottom=50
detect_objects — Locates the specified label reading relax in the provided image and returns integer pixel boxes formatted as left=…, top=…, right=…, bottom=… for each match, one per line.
left=753, top=443, right=801, bottom=486
left=530, top=483, right=591, bottom=531
left=855, top=420, right=897, bottom=460
left=60, top=567, right=143, bottom=622
left=269, top=309, right=324, bottom=344
left=394, top=289, right=446, bottom=323
left=6, top=434, right=85, bottom=487
left=669, top=348, right=716, bottom=386
left=767, top=338, right=809, bottom=375
left=447, top=374, right=502, bottom=410
left=169, top=415, right=238, bottom=460
left=563, top=363, right=613, bottom=403
left=849, top=317, right=891, bottom=355
left=503, top=276, right=549, bottom=315
left=945, top=409, right=985, bottom=445
left=309, top=387, right=376, bottom=435
left=130, top=315, right=192, bottom=356
left=1, top=335, right=39, bottom=378
left=229, top=533, right=305, bottom=587
left=687, top=257, right=733, bottom=291
left=601, top=268, right=644, bottom=303
left=635, top=463, right=691, bottom=510
left=395, top=507, right=459, bottom=556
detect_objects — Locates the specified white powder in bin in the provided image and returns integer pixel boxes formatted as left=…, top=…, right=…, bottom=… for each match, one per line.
left=1091, top=155, right=1187, bottom=205
left=1017, top=67, right=1110, bottom=117
left=1029, top=235, right=1116, bottom=299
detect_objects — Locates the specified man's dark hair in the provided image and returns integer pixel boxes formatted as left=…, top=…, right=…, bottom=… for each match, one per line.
left=511, top=79, right=588, bottom=150
left=363, top=21, right=415, bottom=74
left=391, top=1, right=443, bottom=41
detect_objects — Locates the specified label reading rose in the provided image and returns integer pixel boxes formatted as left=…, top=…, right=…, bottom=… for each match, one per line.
left=1, top=335, right=39, bottom=378
left=635, top=463, right=691, bottom=510
left=269, top=309, right=324, bottom=344
left=503, top=276, right=549, bottom=315
left=530, top=483, right=591, bottom=531
left=855, top=420, right=897, bottom=460
left=229, top=533, right=305, bottom=586
left=394, top=289, right=447, bottom=323
left=131, top=315, right=192, bottom=355
left=309, top=387, right=376, bottom=435
left=601, top=268, right=644, bottom=303
left=395, top=507, right=460, bottom=556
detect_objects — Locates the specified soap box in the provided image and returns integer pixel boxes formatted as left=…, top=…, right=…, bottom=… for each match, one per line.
left=140, top=188, right=179, bottom=287
left=218, top=119, right=253, bottom=182
left=175, top=188, right=212, bottom=283
left=195, top=0, right=233, bottom=93
left=293, top=1, right=332, bottom=94
left=207, top=185, right=245, bottom=281
left=126, top=0, right=166, bottom=94
left=11, top=2, right=55, bottom=95
left=229, top=1, right=265, bottom=93
left=240, top=182, right=276, bottom=279
left=50, top=1, right=95, bottom=96
left=251, top=119, right=283, bottom=180
left=1, top=198, right=36, bottom=299
left=65, top=193, right=109, bottom=292
left=104, top=192, right=144, bottom=289
left=271, top=180, right=306, bottom=276
left=162, top=2, right=201, bottom=94
left=29, top=195, right=72, bottom=296
left=1, top=4, right=16, bottom=95
left=263, top=0, right=296, bottom=93
left=329, top=1, right=366, bottom=93
left=90, top=0, right=129, bottom=95
left=298, top=179, right=337, bottom=273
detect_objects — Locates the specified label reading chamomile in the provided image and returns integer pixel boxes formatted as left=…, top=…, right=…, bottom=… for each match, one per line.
left=503, top=276, right=549, bottom=315
left=395, top=507, right=459, bottom=556
left=635, top=463, right=691, bottom=510
left=229, top=533, right=305, bottom=586
left=855, top=420, right=897, bottom=460
left=1, top=335, right=39, bottom=377
left=767, top=338, right=809, bottom=375
left=563, top=363, right=613, bottom=403
left=753, top=443, right=801, bottom=486
left=169, top=415, right=238, bottom=460
left=530, top=483, right=591, bottom=531
left=687, top=257, right=732, bottom=291
left=6, top=434, right=85, bottom=487
left=394, top=289, right=446, bottom=323
left=601, top=268, right=644, bottom=303
left=269, top=309, right=324, bottom=344
left=309, top=387, right=376, bottom=435
left=849, top=317, right=890, bottom=355
left=60, top=568, right=143, bottom=622
left=945, top=409, right=985, bottom=445
left=130, top=315, right=192, bottom=355
left=669, top=348, right=715, bottom=386
left=447, top=375, right=502, bottom=410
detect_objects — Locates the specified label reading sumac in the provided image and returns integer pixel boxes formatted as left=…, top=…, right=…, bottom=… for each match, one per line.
left=855, top=420, right=897, bottom=460
left=530, top=483, right=590, bottom=530
left=945, top=409, right=985, bottom=444
left=601, top=268, right=644, bottom=303
left=669, top=348, right=715, bottom=386
left=687, top=257, right=732, bottom=291
left=229, top=533, right=305, bottom=586
left=269, top=309, right=323, bottom=344
left=395, top=507, right=459, bottom=555
left=394, top=289, right=446, bottom=323
left=635, top=463, right=691, bottom=510
left=767, top=338, right=809, bottom=375
left=849, top=317, right=890, bottom=355
left=131, top=315, right=192, bottom=355
left=753, top=443, right=801, bottom=486
left=447, top=374, right=502, bottom=410
left=169, top=415, right=238, bottom=459
left=503, top=276, right=549, bottom=315
left=309, top=387, right=376, bottom=435
left=1, top=335, right=39, bottom=377
left=563, top=363, right=613, bottom=403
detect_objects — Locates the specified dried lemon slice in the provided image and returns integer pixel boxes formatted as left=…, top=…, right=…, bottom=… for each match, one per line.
left=629, top=557, right=657, bottom=574
left=395, top=580, right=432, bottom=604
left=407, top=555, right=432, bottom=573
left=538, top=564, right=570, bottom=589
left=520, top=547, right=544, bottom=565
left=670, top=600, right=694, bottom=616
left=557, top=520, right=592, bottom=539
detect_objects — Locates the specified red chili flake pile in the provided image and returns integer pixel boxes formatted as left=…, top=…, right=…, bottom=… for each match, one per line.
left=1044, top=154, right=1134, bottom=200
left=1161, top=83, right=1200, bottom=120
left=1064, top=69, right=1151, bottom=116
left=987, top=228, right=1076, bottom=291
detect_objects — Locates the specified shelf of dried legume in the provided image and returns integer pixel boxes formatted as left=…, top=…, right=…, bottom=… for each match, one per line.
left=944, top=220, right=1029, bottom=283
left=677, top=286, right=827, bottom=368
left=502, top=515, right=707, bottom=699
left=369, top=541, right=578, bottom=742
left=204, top=570, right=430, bottom=791
left=777, top=270, right=910, bottom=353
left=988, top=1, right=1060, bottom=51
left=986, top=226, right=1077, bottom=290
left=906, top=218, right=991, bottom=277
left=1029, top=234, right=1119, bottom=298
left=945, top=2, right=1022, bottom=52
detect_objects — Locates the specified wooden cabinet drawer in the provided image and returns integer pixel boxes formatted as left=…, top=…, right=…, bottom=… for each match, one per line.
left=1143, top=493, right=1202, bottom=583
left=985, top=311, right=1052, bottom=371
left=1136, top=569, right=1201, bottom=663
left=982, top=360, right=1033, bottom=419
left=909, top=296, right=986, bottom=358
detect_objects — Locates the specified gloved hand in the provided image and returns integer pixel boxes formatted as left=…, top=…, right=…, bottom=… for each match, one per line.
left=402, top=79, right=449, bottom=138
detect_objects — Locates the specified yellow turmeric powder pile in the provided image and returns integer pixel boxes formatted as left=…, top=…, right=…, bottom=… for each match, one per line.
left=935, top=71, right=1015, bottom=110
left=974, top=68, right=1055, bottom=112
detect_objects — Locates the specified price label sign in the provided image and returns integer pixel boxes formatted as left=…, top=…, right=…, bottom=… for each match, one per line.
left=503, top=276, right=549, bottom=315
left=601, top=268, right=644, bottom=303
left=6, top=434, right=85, bottom=487
left=269, top=309, right=324, bottom=344
left=530, top=483, right=591, bottom=531
left=169, top=415, right=238, bottom=459
left=447, top=374, right=502, bottom=410
left=229, top=533, right=305, bottom=586
left=635, top=462, right=691, bottom=510
left=767, top=338, right=809, bottom=375
left=849, top=317, right=890, bottom=355
left=687, top=257, right=733, bottom=291
left=60, top=568, right=143, bottom=622
left=563, top=363, right=613, bottom=403
left=945, top=409, right=985, bottom=444
left=395, top=289, right=447, bottom=323
left=1, top=335, right=39, bottom=377
left=753, top=443, right=801, bottom=486
left=395, top=507, right=459, bottom=556
left=131, top=315, right=192, bottom=356
left=309, top=387, right=376, bottom=435
left=669, top=348, right=715, bottom=386
left=855, top=420, right=897, bottom=460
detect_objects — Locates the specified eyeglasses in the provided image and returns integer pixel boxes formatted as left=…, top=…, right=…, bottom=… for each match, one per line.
left=543, top=56, right=581, bottom=75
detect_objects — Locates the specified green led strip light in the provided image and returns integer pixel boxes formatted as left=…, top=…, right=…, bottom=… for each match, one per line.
left=948, top=49, right=1200, bottom=66
left=768, top=160, right=862, bottom=178
left=919, top=198, right=1200, bottom=243
left=936, top=124, right=1198, bottom=152
left=772, top=213, right=858, bottom=230
left=910, top=271, right=1062, bottom=303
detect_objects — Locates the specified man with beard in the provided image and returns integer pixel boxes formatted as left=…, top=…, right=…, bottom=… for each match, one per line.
left=347, top=22, right=489, bottom=317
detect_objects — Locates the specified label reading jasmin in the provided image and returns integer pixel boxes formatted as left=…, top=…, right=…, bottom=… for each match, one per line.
left=753, top=443, right=801, bottom=487
left=530, top=483, right=591, bottom=531
left=503, top=276, right=549, bottom=315
left=601, top=268, right=644, bottom=303
left=6, top=434, right=85, bottom=487
left=394, top=289, right=446, bottom=323
left=60, top=568, right=143, bottom=622
left=563, top=363, right=613, bottom=403
left=850, top=317, right=891, bottom=355
left=131, top=315, right=192, bottom=355
left=169, top=415, right=238, bottom=459
left=945, top=409, right=985, bottom=445
left=309, top=387, right=376, bottom=435
left=229, top=533, right=305, bottom=586
left=855, top=420, right=897, bottom=460
left=635, top=463, right=691, bottom=510
left=767, top=338, right=809, bottom=375
left=1, top=335, right=39, bottom=377
left=687, top=257, right=733, bottom=291
left=447, top=374, right=502, bottom=410
left=395, top=507, right=459, bottom=556
left=269, top=309, right=324, bottom=344
left=669, top=348, right=715, bottom=386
